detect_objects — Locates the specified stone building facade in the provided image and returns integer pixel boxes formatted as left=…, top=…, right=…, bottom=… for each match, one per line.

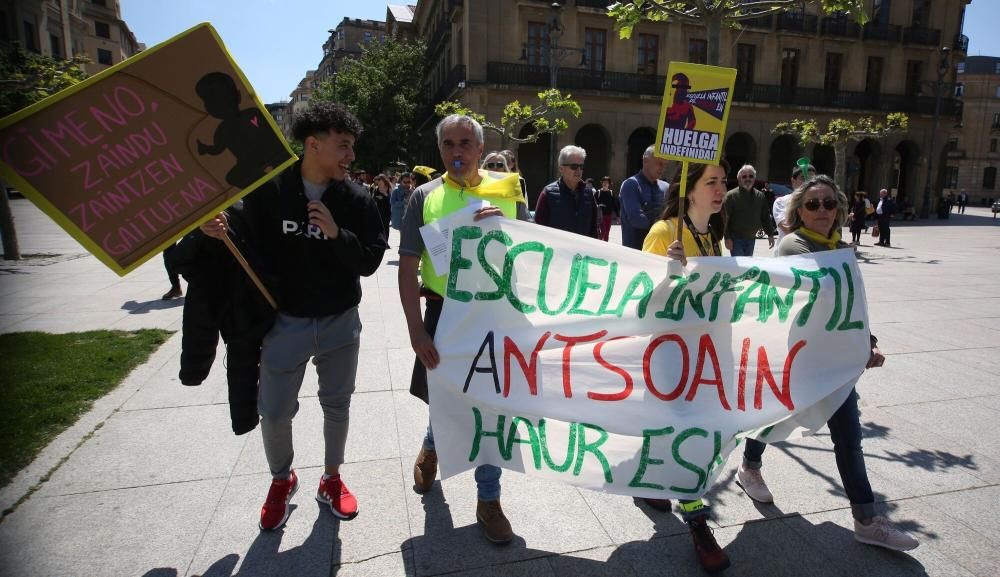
left=2, top=0, right=142, bottom=74
left=412, top=0, right=969, bottom=212
left=947, top=55, right=1000, bottom=205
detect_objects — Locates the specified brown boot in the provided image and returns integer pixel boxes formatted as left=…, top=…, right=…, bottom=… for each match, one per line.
left=412, top=446, right=437, bottom=493
left=688, top=514, right=731, bottom=573
left=477, top=499, right=513, bottom=544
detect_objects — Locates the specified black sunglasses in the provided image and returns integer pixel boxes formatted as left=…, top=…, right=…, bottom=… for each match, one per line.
left=485, top=162, right=506, bottom=169
left=562, top=163, right=585, bottom=171
left=803, top=198, right=838, bottom=212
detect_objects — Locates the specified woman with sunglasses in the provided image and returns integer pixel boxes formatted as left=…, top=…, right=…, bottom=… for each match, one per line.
left=642, top=161, right=732, bottom=573
left=482, top=152, right=509, bottom=172
left=736, top=175, right=919, bottom=552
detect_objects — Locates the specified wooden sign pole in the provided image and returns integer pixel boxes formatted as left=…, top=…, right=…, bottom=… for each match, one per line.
left=675, top=161, right=689, bottom=243
left=220, top=234, right=277, bottom=310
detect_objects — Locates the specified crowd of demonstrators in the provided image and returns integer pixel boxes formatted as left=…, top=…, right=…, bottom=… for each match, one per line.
left=198, top=101, right=387, bottom=531
left=369, top=173, right=392, bottom=240
left=397, top=114, right=530, bottom=545
left=642, top=161, right=731, bottom=573
left=724, top=164, right=774, bottom=256
left=736, top=175, right=919, bottom=552
left=875, top=188, right=896, bottom=247
left=176, top=97, right=923, bottom=568
left=534, top=145, right=601, bottom=238
left=619, top=145, right=669, bottom=249
left=595, top=176, right=618, bottom=241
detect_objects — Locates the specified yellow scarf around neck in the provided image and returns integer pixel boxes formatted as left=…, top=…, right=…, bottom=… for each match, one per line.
left=443, top=171, right=526, bottom=204
left=796, top=226, right=841, bottom=250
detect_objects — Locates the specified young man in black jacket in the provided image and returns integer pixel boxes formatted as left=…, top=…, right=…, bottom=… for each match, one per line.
left=200, top=102, right=387, bottom=531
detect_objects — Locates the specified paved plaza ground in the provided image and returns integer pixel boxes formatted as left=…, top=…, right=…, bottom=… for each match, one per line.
left=0, top=197, right=998, bottom=577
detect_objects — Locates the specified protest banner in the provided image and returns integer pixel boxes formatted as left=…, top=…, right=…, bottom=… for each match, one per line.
left=0, top=23, right=296, bottom=275
left=427, top=213, right=870, bottom=500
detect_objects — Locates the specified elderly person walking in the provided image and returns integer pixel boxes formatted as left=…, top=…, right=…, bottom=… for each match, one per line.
left=724, top=164, right=774, bottom=256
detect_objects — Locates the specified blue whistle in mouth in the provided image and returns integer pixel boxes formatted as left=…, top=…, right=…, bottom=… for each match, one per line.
left=453, top=160, right=463, bottom=169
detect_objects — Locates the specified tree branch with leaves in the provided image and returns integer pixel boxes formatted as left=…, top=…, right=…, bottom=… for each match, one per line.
left=434, top=89, right=581, bottom=148
left=772, top=113, right=909, bottom=193
left=609, top=0, right=867, bottom=65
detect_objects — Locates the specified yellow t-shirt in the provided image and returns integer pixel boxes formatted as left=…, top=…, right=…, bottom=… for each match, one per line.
left=642, top=218, right=720, bottom=258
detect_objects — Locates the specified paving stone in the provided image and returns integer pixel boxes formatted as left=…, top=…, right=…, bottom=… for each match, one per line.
left=0, top=479, right=226, bottom=577
left=403, top=470, right=612, bottom=575
left=784, top=508, right=977, bottom=577
left=36, top=404, right=247, bottom=496
left=188, top=461, right=410, bottom=577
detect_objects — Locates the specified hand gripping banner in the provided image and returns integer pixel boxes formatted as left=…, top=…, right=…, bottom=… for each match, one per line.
left=427, top=213, right=870, bottom=500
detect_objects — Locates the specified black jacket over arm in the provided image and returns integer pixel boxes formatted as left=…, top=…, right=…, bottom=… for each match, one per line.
left=171, top=199, right=276, bottom=435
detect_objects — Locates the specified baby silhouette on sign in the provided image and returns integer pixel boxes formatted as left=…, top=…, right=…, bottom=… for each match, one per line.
left=195, top=72, right=287, bottom=189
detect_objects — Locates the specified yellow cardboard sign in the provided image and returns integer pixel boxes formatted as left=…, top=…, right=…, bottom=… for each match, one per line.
left=0, top=23, right=297, bottom=275
left=654, top=62, right=737, bottom=165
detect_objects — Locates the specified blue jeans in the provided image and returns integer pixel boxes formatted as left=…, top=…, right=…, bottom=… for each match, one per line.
left=424, top=423, right=502, bottom=501
left=743, top=389, right=876, bottom=521
left=729, top=237, right=756, bottom=256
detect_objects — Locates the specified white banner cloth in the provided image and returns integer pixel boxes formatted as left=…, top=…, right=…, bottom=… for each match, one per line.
left=427, top=214, right=869, bottom=500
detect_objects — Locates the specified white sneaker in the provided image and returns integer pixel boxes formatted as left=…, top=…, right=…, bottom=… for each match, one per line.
left=854, top=516, right=919, bottom=551
left=736, top=464, right=774, bottom=503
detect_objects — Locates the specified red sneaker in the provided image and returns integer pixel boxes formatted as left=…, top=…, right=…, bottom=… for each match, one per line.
left=259, top=470, right=298, bottom=531
left=316, top=474, right=359, bottom=520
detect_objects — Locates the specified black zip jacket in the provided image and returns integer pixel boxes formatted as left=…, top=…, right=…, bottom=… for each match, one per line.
left=171, top=199, right=275, bottom=435
left=245, top=161, right=388, bottom=317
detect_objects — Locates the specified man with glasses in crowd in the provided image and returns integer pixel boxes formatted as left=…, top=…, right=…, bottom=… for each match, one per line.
left=724, top=164, right=774, bottom=256
left=619, top=145, right=668, bottom=250
left=533, top=145, right=600, bottom=238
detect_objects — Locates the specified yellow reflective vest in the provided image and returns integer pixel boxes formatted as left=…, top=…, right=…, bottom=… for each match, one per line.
left=421, top=170, right=524, bottom=296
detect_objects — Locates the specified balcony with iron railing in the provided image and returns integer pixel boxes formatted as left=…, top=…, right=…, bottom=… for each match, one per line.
left=420, top=64, right=467, bottom=125
left=776, top=13, right=818, bottom=34
left=575, top=0, right=613, bottom=8
left=486, top=61, right=960, bottom=116
left=739, top=15, right=773, bottom=30
left=820, top=16, right=861, bottom=39
left=903, top=26, right=942, bottom=46
left=863, top=22, right=902, bottom=42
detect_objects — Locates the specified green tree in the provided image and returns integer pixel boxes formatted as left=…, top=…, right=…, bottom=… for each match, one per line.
left=772, top=113, right=909, bottom=193
left=0, top=45, right=89, bottom=260
left=609, top=1, right=867, bottom=66
left=313, top=36, right=426, bottom=173
left=434, top=89, right=581, bottom=149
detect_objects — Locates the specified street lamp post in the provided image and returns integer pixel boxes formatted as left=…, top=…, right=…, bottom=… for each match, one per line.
left=532, top=2, right=586, bottom=178
left=920, top=46, right=952, bottom=219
